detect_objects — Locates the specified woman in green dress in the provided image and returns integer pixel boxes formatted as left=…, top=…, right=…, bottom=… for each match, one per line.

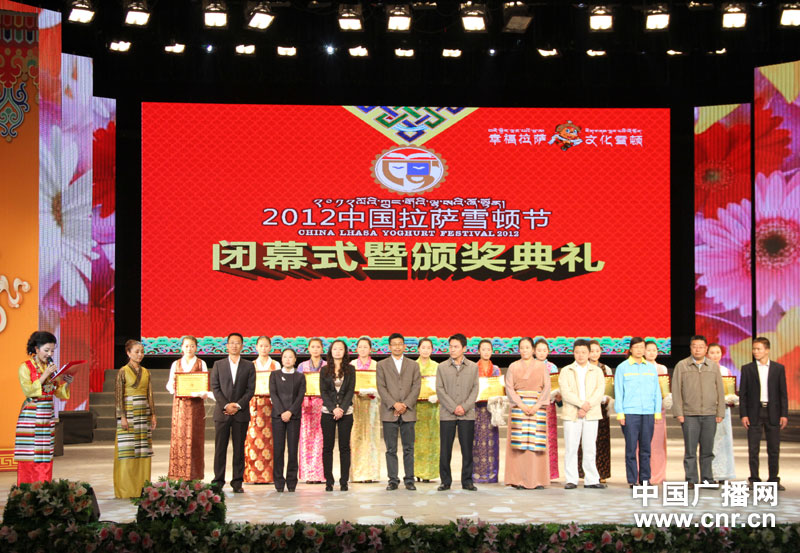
left=414, top=338, right=439, bottom=482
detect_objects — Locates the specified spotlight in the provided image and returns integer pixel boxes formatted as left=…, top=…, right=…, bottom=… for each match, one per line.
left=645, top=6, right=669, bottom=30
left=338, top=4, right=364, bottom=31
left=124, top=1, right=149, bottom=26
left=488, top=48, right=497, bottom=56
left=666, top=49, right=684, bottom=55
left=68, top=1, right=94, bottom=23
left=277, top=46, right=297, bottom=56
left=387, top=4, right=412, bottom=31
left=325, top=45, right=336, bottom=54
left=247, top=2, right=275, bottom=30
left=442, top=48, right=462, bottom=57
left=109, top=41, right=131, bottom=52
left=586, top=49, right=607, bottom=56
left=205, top=44, right=215, bottom=53
left=349, top=46, right=369, bottom=57
left=204, top=1, right=228, bottom=28
left=502, top=1, right=532, bottom=33
left=780, top=4, right=800, bottom=26
left=235, top=44, right=256, bottom=55
left=461, top=2, right=487, bottom=32
left=165, top=43, right=186, bottom=54
left=712, top=47, right=727, bottom=54
left=538, top=48, right=560, bottom=57
left=722, top=3, right=746, bottom=28
left=589, top=6, right=613, bottom=31
left=395, top=47, right=415, bottom=57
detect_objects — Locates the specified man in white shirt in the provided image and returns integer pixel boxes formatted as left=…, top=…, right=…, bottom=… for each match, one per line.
left=376, top=333, right=421, bottom=490
left=559, top=339, right=607, bottom=489
left=211, top=333, right=256, bottom=493
left=739, top=337, right=789, bottom=490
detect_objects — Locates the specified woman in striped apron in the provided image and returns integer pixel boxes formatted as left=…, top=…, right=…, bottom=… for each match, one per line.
left=14, top=331, right=73, bottom=484
left=114, top=340, right=157, bottom=498
left=504, top=337, right=550, bottom=489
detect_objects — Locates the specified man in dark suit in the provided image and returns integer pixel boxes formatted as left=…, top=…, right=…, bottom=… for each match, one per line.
left=739, top=336, right=789, bottom=490
left=211, top=332, right=256, bottom=493
left=376, top=333, right=421, bottom=491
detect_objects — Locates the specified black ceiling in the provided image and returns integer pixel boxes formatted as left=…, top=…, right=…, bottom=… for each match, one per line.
left=13, top=1, right=800, bottom=108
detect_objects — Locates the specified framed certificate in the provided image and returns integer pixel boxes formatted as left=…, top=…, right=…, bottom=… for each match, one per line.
left=355, top=371, right=377, bottom=392
left=477, top=376, right=505, bottom=401
left=175, top=372, right=210, bottom=398
left=604, top=375, right=615, bottom=398
left=255, top=371, right=272, bottom=396
left=550, top=373, right=560, bottom=391
left=658, top=374, right=671, bottom=398
left=722, top=375, right=737, bottom=396
left=304, top=372, right=321, bottom=396
left=418, top=376, right=437, bottom=400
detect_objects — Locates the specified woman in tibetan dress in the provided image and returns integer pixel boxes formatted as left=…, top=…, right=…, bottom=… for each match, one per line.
left=644, top=341, right=668, bottom=485
left=14, top=331, right=72, bottom=484
left=244, top=336, right=281, bottom=483
left=166, top=335, right=210, bottom=481
left=414, top=338, right=439, bottom=482
left=534, top=339, right=560, bottom=480
left=114, top=340, right=156, bottom=498
left=473, top=339, right=501, bottom=483
left=297, top=338, right=326, bottom=483
left=708, top=343, right=736, bottom=481
left=504, top=337, right=550, bottom=489
left=349, top=337, right=381, bottom=482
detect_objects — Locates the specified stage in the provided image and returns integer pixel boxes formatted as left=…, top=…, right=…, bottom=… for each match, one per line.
left=3, top=435, right=800, bottom=526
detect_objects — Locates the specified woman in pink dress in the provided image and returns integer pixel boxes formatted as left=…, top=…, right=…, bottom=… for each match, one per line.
left=534, top=339, right=560, bottom=480
left=504, top=337, right=550, bottom=489
left=644, top=341, right=669, bottom=484
left=297, top=338, right=326, bottom=483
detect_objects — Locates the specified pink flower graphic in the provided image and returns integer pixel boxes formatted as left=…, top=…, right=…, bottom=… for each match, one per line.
left=697, top=171, right=800, bottom=317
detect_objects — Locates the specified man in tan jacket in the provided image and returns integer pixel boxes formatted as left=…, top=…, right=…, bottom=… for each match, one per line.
left=559, top=339, right=607, bottom=489
left=376, top=333, right=421, bottom=490
left=672, top=335, right=725, bottom=486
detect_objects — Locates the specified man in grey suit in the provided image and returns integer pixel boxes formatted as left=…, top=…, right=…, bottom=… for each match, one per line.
left=211, top=333, right=256, bottom=493
left=376, top=333, right=421, bottom=490
left=436, top=333, right=480, bottom=491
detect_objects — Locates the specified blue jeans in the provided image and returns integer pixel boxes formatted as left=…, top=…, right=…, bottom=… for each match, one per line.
left=622, top=414, right=655, bottom=484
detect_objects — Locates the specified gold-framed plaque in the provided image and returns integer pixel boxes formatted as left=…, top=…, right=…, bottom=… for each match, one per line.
left=304, top=372, right=321, bottom=396
left=550, top=373, right=560, bottom=391
left=255, top=371, right=272, bottom=396
left=355, top=371, right=377, bottom=392
left=604, top=375, right=615, bottom=398
left=175, top=372, right=210, bottom=398
left=418, top=376, right=437, bottom=400
left=477, top=376, right=505, bottom=401
left=722, top=375, right=737, bottom=396
left=658, top=374, right=671, bottom=398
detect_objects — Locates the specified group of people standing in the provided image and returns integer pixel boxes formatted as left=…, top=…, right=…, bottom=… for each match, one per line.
left=12, top=330, right=789, bottom=498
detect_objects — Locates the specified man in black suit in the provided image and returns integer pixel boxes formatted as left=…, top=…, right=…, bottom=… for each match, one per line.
left=211, top=333, right=256, bottom=493
left=739, top=336, right=789, bottom=491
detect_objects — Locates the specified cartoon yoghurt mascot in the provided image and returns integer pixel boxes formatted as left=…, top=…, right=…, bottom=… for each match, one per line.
left=548, top=121, right=583, bottom=151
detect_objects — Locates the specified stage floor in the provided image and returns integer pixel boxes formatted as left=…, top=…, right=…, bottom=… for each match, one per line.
left=2, top=435, right=800, bottom=526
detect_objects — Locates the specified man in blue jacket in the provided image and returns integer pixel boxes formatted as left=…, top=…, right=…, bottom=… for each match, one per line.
left=615, top=336, right=662, bottom=487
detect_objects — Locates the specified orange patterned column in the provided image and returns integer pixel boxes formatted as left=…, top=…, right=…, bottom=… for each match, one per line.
left=0, top=11, right=39, bottom=471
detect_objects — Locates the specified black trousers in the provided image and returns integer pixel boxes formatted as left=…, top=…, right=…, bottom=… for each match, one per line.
left=213, top=418, right=248, bottom=490
left=272, top=417, right=301, bottom=490
left=748, top=405, right=781, bottom=482
left=321, top=412, right=353, bottom=486
left=383, top=419, right=415, bottom=485
left=439, top=419, right=475, bottom=487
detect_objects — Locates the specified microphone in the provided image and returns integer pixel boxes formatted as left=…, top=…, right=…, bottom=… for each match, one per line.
left=45, top=356, right=54, bottom=366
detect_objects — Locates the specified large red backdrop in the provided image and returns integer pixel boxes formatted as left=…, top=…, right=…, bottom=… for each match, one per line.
left=141, top=104, right=670, bottom=353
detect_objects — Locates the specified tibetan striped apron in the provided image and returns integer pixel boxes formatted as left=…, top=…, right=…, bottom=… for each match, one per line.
left=14, top=361, right=55, bottom=463
left=509, top=390, right=547, bottom=452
